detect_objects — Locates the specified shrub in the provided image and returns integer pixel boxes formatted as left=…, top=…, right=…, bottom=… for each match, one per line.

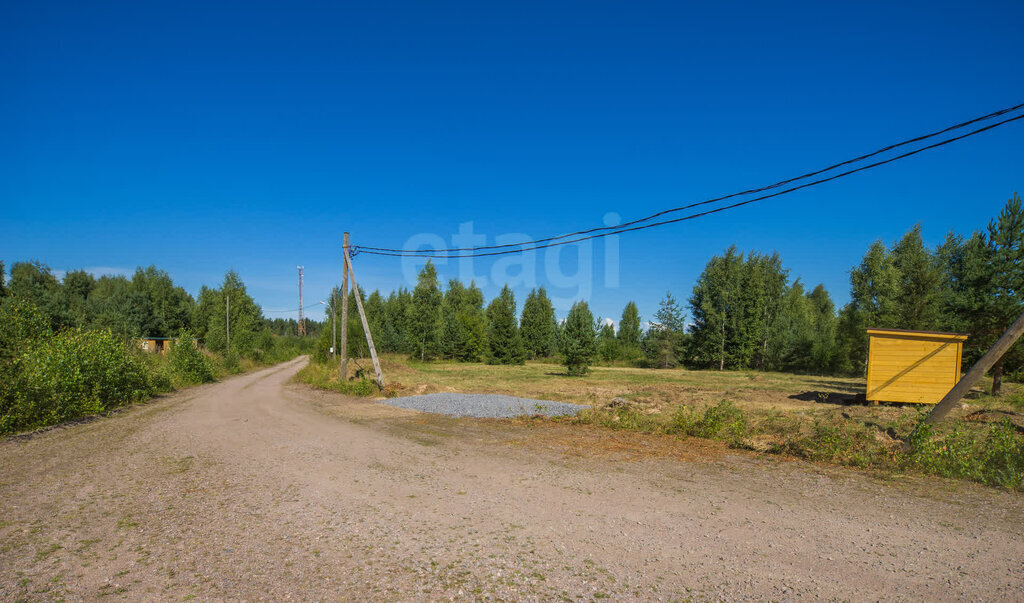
left=781, top=419, right=880, bottom=468
left=0, top=299, right=53, bottom=426
left=337, top=378, right=379, bottom=396
left=1, top=329, right=153, bottom=433
left=168, top=330, right=214, bottom=385
left=979, top=420, right=1024, bottom=488
left=219, top=350, right=242, bottom=374
left=294, top=361, right=379, bottom=396
left=0, top=298, right=50, bottom=362
left=905, top=418, right=1024, bottom=488
left=667, top=400, right=747, bottom=446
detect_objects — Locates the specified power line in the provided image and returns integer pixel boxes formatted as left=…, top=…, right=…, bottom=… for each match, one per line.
left=352, top=102, right=1024, bottom=259
left=264, top=303, right=321, bottom=314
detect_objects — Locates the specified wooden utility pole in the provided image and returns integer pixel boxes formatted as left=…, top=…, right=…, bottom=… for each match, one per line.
left=225, top=294, right=230, bottom=351
left=340, top=232, right=350, bottom=380
left=297, top=266, right=305, bottom=336
left=343, top=244, right=385, bottom=387
left=927, top=309, right=1024, bottom=424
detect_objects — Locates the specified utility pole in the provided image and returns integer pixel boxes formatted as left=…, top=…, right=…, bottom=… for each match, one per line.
left=927, top=309, right=1024, bottom=424
left=343, top=242, right=385, bottom=387
left=331, top=295, right=337, bottom=357
left=340, top=232, right=349, bottom=380
left=225, top=294, right=230, bottom=352
left=297, top=266, right=305, bottom=336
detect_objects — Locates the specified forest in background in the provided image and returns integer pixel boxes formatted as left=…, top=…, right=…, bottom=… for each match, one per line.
left=318, top=193, right=1023, bottom=389
left=2, top=192, right=1020, bottom=433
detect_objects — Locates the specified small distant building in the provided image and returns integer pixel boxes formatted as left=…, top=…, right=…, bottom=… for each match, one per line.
left=866, top=328, right=968, bottom=404
left=137, top=337, right=200, bottom=355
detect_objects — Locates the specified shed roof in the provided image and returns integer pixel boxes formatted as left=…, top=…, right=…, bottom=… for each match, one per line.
left=867, top=327, right=968, bottom=342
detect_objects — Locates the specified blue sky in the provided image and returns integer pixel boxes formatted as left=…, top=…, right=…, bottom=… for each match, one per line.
left=3, top=1, right=1023, bottom=324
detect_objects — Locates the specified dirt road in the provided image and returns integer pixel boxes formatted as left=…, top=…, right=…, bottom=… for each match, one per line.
left=2, top=358, right=1023, bottom=600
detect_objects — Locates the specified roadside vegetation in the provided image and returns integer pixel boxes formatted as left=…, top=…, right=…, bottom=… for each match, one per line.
left=0, top=263, right=315, bottom=435
left=573, top=397, right=1024, bottom=490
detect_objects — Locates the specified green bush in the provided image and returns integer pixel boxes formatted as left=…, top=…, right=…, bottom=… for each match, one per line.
left=0, top=299, right=53, bottom=427
left=219, top=350, right=242, bottom=374
left=979, top=420, right=1024, bottom=488
left=168, top=330, right=214, bottom=385
left=312, top=327, right=333, bottom=363
left=294, top=361, right=379, bottom=396
left=667, top=400, right=747, bottom=445
left=1, top=329, right=153, bottom=433
left=907, top=419, right=1024, bottom=488
left=0, top=298, right=50, bottom=362
left=337, top=378, right=379, bottom=396
left=780, top=420, right=880, bottom=468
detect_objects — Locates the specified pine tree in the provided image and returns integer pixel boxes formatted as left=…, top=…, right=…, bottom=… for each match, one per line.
left=407, top=261, right=442, bottom=361
left=942, top=194, right=1024, bottom=393
left=378, top=289, right=412, bottom=353
left=618, top=302, right=642, bottom=343
left=485, top=285, right=525, bottom=365
left=365, top=290, right=387, bottom=352
left=520, top=287, right=556, bottom=359
left=561, top=301, right=597, bottom=376
left=647, top=291, right=687, bottom=368
left=985, top=193, right=1024, bottom=394
left=617, top=301, right=642, bottom=360
left=457, top=281, right=488, bottom=362
left=597, top=320, right=619, bottom=361
left=654, top=292, right=685, bottom=332
left=439, top=280, right=467, bottom=360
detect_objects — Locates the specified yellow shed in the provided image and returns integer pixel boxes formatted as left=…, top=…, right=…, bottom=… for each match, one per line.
left=866, top=328, right=968, bottom=404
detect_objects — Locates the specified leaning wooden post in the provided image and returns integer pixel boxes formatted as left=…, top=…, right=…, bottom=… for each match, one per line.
left=343, top=246, right=385, bottom=388
left=340, top=232, right=350, bottom=381
left=926, top=309, right=1024, bottom=424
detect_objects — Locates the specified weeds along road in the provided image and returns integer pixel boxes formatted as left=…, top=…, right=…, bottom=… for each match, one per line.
left=2, top=358, right=1023, bottom=600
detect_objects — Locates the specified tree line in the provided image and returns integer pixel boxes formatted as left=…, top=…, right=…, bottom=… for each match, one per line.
left=0, top=262, right=316, bottom=433
left=324, top=193, right=1023, bottom=384
left=0, top=262, right=321, bottom=361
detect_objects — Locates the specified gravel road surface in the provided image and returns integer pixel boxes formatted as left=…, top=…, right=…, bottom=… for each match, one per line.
left=381, top=392, right=586, bottom=418
left=1, top=357, right=1022, bottom=600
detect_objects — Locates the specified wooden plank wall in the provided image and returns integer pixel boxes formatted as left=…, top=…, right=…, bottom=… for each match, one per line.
left=866, top=334, right=962, bottom=404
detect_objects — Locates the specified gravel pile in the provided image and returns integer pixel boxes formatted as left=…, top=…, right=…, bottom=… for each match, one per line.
left=380, top=392, right=587, bottom=418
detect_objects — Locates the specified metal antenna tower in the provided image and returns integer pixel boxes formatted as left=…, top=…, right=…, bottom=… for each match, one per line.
left=297, top=266, right=305, bottom=336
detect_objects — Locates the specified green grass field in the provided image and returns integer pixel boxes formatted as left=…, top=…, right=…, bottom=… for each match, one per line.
left=297, top=354, right=1024, bottom=489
